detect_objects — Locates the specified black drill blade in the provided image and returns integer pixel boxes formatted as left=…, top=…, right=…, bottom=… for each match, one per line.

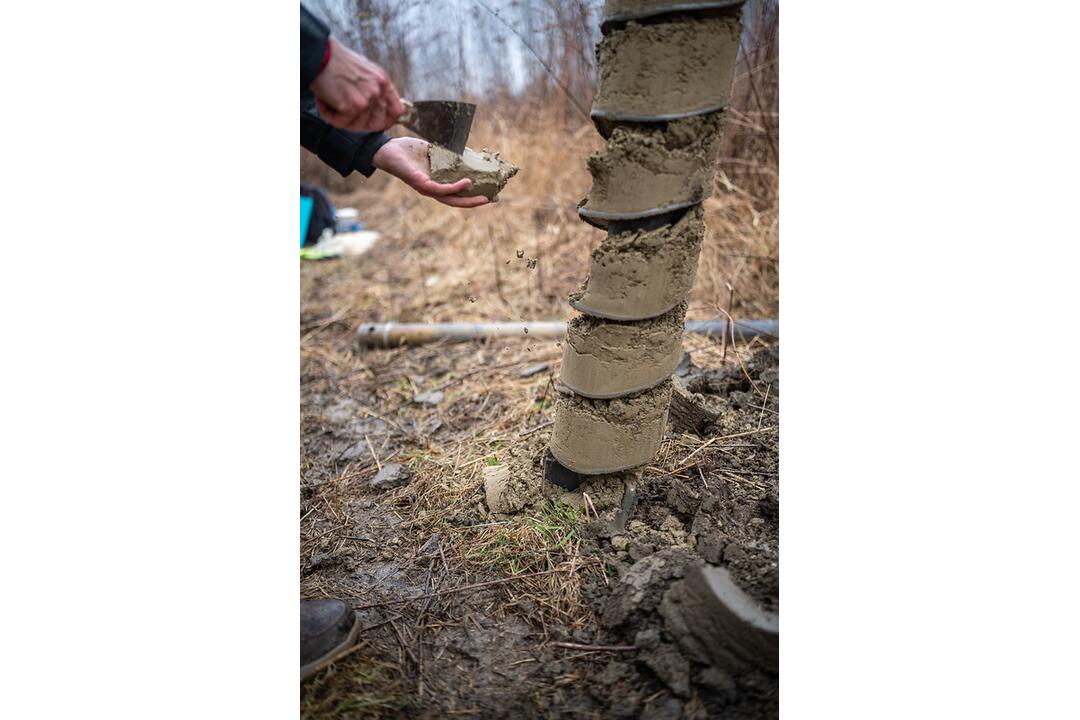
left=544, top=449, right=583, bottom=491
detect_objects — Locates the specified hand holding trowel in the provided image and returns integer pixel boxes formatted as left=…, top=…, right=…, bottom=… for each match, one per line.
left=392, top=99, right=516, bottom=204
left=308, top=34, right=503, bottom=205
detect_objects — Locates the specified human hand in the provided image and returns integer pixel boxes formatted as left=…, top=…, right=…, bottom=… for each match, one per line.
left=372, top=137, right=490, bottom=209
left=309, top=38, right=404, bottom=132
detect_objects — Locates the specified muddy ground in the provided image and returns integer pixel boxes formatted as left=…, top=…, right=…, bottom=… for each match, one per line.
left=300, top=251, right=778, bottom=719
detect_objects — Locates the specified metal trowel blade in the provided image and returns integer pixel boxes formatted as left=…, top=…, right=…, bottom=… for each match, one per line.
left=400, top=100, right=475, bottom=154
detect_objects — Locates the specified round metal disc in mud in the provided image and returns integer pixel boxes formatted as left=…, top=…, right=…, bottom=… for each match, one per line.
left=567, top=296, right=682, bottom=323
left=601, top=0, right=746, bottom=28
left=590, top=100, right=729, bottom=126
left=578, top=198, right=701, bottom=229
left=558, top=371, right=675, bottom=401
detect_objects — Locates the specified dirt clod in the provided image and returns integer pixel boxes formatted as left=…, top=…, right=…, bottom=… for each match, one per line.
left=370, top=463, right=411, bottom=490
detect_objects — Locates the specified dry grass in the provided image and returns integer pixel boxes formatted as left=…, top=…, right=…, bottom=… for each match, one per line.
left=300, top=267, right=777, bottom=717
left=301, top=102, right=778, bottom=330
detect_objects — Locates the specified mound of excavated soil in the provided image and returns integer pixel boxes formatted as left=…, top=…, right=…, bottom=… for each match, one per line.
left=575, top=345, right=779, bottom=719
left=484, top=432, right=631, bottom=516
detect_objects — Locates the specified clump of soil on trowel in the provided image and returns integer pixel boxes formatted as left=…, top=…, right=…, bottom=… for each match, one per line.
left=428, top=145, right=519, bottom=200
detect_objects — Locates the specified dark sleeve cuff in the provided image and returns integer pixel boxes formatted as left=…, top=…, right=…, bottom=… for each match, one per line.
left=301, top=96, right=392, bottom=179
left=352, top=133, right=392, bottom=177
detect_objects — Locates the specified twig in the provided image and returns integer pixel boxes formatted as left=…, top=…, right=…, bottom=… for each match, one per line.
left=715, top=306, right=765, bottom=397
left=389, top=619, right=422, bottom=669
left=430, top=356, right=560, bottom=394
left=757, top=384, right=771, bottom=428
left=550, top=642, right=637, bottom=652
left=520, top=419, right=554, bottom=436
left=677, top=426, right=778, bottom=466
left=722, top=282, right=734, bottom=363
left=355, top=568, right=568, bottom=610
left=582, top=493, right=598, bottom=521
left=738, top=36, right=779, bottom=163
left=365, top=433, right=381, bottom=472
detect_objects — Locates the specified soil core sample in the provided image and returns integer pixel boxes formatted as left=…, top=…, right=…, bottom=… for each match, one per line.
left=428, top=145, right=519, bottom=201
left=578, top=112, right=724, bottom=222
left=592, top=14, right=741, bottom=121
left=548, top=0, right=744, bottom=505
left=560, top=304, right=686, bottom=399
left=570, top=206, right=704, bottom=321
left=549, top=380, right=672, bottom=474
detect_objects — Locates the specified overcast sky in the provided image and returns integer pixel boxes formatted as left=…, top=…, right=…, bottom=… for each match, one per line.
left=307, top=0, right=603, bottom=98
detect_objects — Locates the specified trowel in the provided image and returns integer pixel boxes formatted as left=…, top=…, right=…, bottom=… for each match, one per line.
left=397, top=100, right=475, bottom=154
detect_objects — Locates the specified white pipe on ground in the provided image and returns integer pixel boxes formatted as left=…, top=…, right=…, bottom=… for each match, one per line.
left=356, top=319, right=777, bottom=348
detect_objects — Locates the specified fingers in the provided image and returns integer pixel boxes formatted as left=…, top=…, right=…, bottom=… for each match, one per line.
left=412, top=177, right=490, bottom=207
left=315, top=97, right=351, bottom=128
left=382, top=79, right=405, bottom=121
left=310, top=41, right=403, bottom=131
left=343, top=103, right=396, bottom=132
left=422, top=177, right=474, bottom=196
left=363, top=97, right=397, bottom=133
left=346, top=68, right=399, bottom=132
left=435, top=194, right=491, bottom=209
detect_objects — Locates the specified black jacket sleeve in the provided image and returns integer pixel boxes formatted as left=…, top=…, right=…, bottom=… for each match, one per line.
left=301, top=92, right=391, bottom=178
left=301, top=4, right=331, bottom=91
left=300, top=5, right=390, bottom=177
